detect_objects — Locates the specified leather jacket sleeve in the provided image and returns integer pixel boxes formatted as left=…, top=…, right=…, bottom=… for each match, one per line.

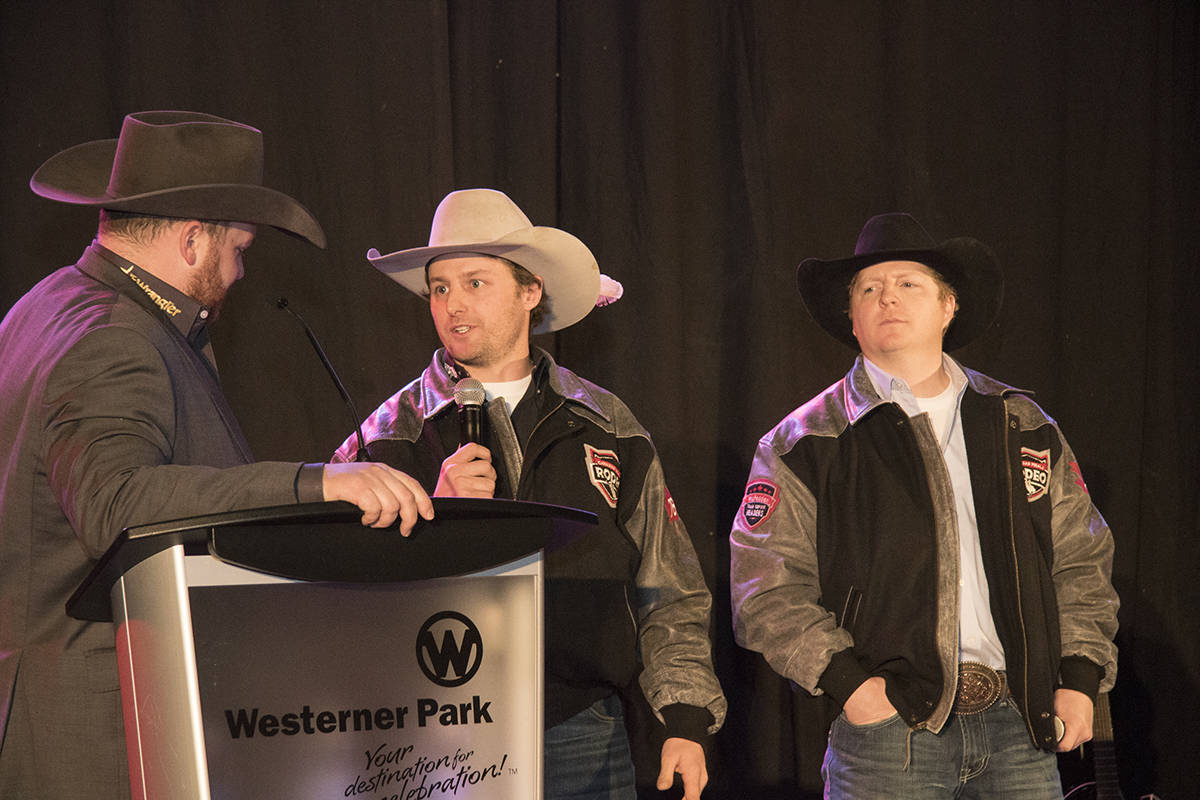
left=626, top=451, right=727, bottom=735
left=1034, top=404, right=1119, bottom=695
left=730, top=424, right=860, bottom=698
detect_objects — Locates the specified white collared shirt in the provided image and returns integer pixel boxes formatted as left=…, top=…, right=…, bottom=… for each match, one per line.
left=863, top=355, right=1007, bottom=670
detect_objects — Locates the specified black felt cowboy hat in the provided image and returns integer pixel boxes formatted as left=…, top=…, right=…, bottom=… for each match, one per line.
left=795, top=213, right=1003, bottom=351
left=30, top=110, right=326, bottom=247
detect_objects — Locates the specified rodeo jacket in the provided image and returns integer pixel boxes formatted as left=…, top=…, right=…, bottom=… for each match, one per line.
left=729, top=355, right=1118, bottom=750
left=333, top=348, right=726, bottom=740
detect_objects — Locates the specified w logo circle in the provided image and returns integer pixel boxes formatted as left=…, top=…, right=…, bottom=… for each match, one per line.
left=416, top=611, right=483, bottom=687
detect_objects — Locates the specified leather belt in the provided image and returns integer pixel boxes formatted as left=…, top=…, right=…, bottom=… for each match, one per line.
left=953, top=662, right=1006, bottom=715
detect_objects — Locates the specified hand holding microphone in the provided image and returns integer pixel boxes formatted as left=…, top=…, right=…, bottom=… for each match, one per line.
left=434, top=378, right=497, bottom=497
left=454, top=377, right=486, bottom=444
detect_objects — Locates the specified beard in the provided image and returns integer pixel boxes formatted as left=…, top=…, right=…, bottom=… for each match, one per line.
left=187, top=245, right=228, bottom=317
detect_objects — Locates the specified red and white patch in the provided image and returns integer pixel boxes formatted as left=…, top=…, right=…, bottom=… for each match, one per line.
left=740, top=480, right=780, bottom=529
left=664, top=489, right=680, bottom=522
left=584, top=444, right=621, bottom=508
left=1021, top=447, right=1051, bottom=502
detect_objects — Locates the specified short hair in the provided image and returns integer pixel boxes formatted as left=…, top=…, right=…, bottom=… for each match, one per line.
left=506, top=261, right=549, bottom=334
left=424, top=254, right=549, bottom=334
left=98, top=209, right=229, bottom=246
left=845, top=262, right=959, bottom=334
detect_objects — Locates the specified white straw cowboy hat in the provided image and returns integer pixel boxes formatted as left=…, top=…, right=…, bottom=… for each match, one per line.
left=30, top=110, right=325, bottom=247
left=367, top=189, right=601, bottom=334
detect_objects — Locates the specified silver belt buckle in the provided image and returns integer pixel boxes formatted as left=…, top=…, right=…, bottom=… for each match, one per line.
left=954, top=661, right=1005, bottom=715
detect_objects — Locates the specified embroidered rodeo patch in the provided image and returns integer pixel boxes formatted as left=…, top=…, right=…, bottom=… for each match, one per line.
left=584, top=444, right=621, bottom=508
left=740, top=480, right=779, bottom=529
left=1021, top=447, right=1051, bottom=501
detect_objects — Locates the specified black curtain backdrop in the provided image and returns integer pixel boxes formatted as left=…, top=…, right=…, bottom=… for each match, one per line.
left=2, top=2, right=1196, bottom=797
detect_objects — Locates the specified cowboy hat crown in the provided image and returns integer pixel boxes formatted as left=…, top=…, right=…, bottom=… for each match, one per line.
left=30, top=110, right=325, bottom=247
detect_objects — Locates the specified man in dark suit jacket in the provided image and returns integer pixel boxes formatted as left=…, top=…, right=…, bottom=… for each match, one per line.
left=0, top=111, right=433, bottom=799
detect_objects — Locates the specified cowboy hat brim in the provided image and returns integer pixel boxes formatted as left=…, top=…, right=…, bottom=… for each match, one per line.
left=796, top=237, right=1003, bottom=352
left=368, top=225, right=600, bottom=335
left=30, top=138, right=326, bottom=248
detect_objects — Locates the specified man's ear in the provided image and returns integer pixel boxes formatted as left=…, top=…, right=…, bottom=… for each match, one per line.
left=523, top=276, right=544, bottom=310
left=177, top=220, right=206, bottom=267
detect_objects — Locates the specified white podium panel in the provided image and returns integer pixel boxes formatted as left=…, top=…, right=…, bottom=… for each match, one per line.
left=71, top=499, right=592, bottom=800
left=114, top=548, right=542, bottom=800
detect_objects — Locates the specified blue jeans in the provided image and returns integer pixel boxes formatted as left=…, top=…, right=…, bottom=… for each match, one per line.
left=822, top=696, right=1064, bottom=799
left=544, top=694, right=636, bottom=800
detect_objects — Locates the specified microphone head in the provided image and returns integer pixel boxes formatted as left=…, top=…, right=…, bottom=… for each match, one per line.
left=453, top=377, right=486, bottom=409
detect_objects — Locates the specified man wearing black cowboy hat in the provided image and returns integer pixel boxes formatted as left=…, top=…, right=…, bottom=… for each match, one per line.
left=332, top=189, right=726, bottom=800
left=730, top=214, right=1118, bottom=797
left=0, top=111, right=433, bottom=798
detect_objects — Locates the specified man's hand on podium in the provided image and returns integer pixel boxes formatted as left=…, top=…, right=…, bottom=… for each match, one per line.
left=322, top=462, right=434, bottom=534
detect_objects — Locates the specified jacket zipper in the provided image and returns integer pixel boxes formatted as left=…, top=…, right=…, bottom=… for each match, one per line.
left=622, top=584, right=638, bottom=638
left=1005, top=412, right=1036, bottom=743
left=515, top=396, right=565, bottom=499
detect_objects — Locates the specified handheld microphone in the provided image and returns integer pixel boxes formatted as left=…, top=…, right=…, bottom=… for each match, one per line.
left=276, top=297, right=369, bottom=462
left=453, top=377, right=486, bottom=446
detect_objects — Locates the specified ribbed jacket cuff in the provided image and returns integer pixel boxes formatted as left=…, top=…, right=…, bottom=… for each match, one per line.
left=1058, top=655, right=1102, bottom=701
left=660, top=703, right=714, bottom=743
left=816, top=648, right=872, bottom=707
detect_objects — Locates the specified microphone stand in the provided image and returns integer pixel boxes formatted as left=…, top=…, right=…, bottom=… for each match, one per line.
left=276, top=297, right=369, bottom=462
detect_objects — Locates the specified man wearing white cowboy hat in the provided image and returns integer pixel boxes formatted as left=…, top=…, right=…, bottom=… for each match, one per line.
left=730, top=213, right=1118, bottom=797
left=0, top=111, right=433, bottom=798
left=333, top=188, right=726, bottom=800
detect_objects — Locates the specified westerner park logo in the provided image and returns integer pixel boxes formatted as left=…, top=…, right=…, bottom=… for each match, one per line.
left=416, top=611, right=484, bottom=687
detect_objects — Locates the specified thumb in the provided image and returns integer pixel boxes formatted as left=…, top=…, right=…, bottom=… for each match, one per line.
left=656, top=759, right=675, bottom=791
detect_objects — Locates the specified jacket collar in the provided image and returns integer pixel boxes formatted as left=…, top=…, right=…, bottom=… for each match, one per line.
left=76, top=241, right=213, bottom=346
left=844, top=353, right=1031, bottom=425
left=426, top=346, right=612, bottom=421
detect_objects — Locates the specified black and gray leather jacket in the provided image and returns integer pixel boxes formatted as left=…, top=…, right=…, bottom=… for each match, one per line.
left=730, top=355, right=1117, bottom=750
left=334, top=348, right=726, bottom=740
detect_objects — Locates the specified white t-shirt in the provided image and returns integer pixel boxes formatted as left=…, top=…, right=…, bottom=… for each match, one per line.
left=481, top=374, right=533, bottom=415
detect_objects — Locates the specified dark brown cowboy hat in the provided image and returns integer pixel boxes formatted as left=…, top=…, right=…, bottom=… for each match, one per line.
left=795, top=213, right=1002, bottom=351
left=30, top=110, right=325, bottom=247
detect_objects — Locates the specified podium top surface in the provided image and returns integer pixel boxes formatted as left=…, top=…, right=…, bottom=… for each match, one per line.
left=67, top=498, right=595, bottom=622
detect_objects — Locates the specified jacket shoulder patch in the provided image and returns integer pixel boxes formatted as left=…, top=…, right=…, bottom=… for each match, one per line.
left=664, top=488, right=680, bottom=521
left=740, top=480, right=779, bottom=529
left=584, top=443, right=620, bottom=508
left=1021, top=447, right=1051, bottom=501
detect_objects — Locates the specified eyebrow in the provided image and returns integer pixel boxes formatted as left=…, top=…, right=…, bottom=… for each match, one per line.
left=429, top=266, right=497, bottom=283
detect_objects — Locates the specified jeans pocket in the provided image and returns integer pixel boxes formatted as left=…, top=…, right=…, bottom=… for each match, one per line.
left=586, top=695, right=622, bottom=724
left=838, top=711, right=902, bottom=732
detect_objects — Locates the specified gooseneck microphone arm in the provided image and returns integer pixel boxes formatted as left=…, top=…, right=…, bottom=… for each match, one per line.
left=276, top=297, right=369, bottom=462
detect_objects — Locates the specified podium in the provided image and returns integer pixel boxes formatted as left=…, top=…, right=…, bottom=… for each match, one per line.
left=67, top=498, right=595, bottom=800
